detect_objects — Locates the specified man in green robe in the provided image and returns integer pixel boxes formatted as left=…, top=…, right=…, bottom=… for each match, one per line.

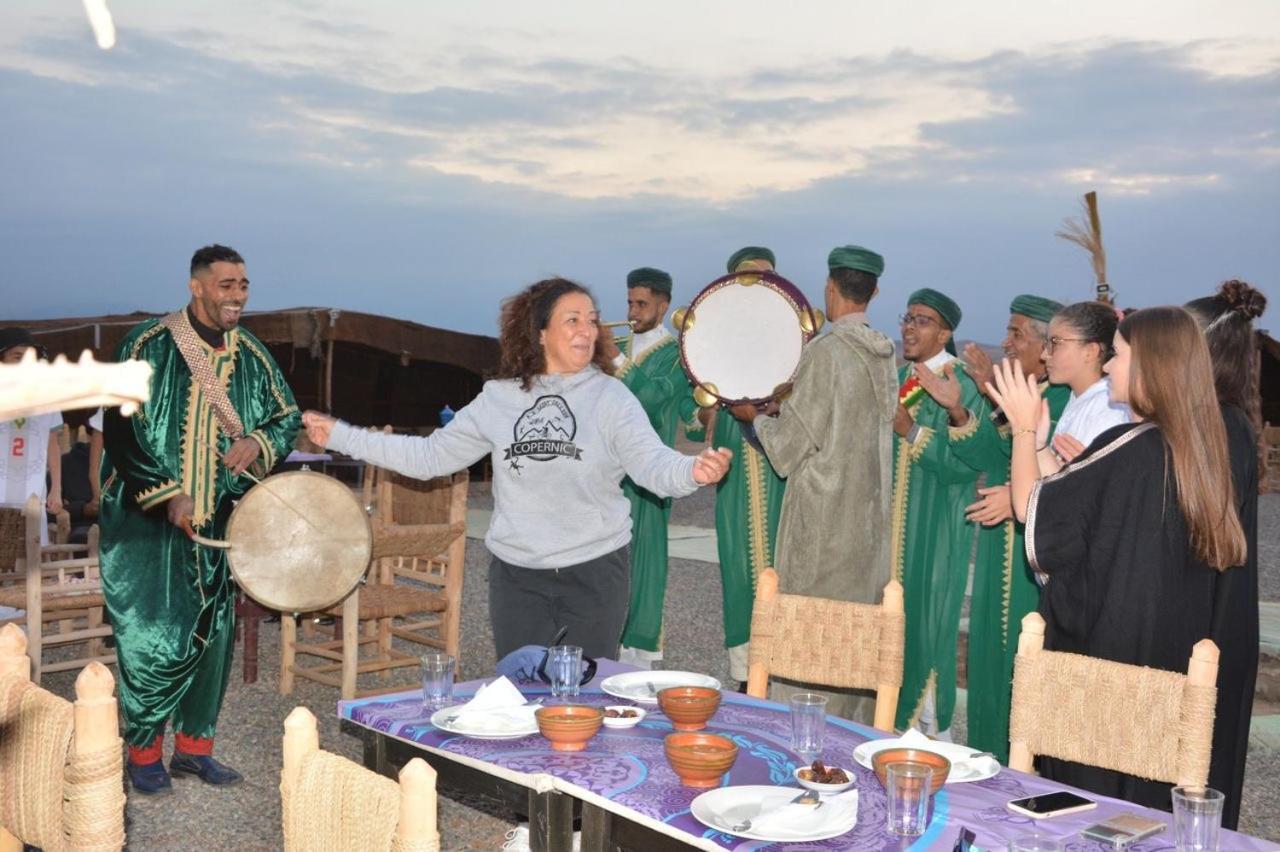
left=734, top=246, right=897, bottom=723
left=601, top=267, right=700, bottom=668
left=952, top=294, right=1070, bottom=762
left=101, top=245, right=300, bottom=794
left=890, top=288, right=983, bottom=736
left=689, top=246, right=787, bottom=688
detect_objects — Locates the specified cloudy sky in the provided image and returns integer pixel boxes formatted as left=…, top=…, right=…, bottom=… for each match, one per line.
left=1, top=1, right=1277, bottom=343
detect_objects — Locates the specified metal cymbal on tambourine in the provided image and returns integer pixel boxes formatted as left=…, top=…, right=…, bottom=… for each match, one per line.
left=675, top=270, right=823, bottom=407
left=222, top=470, right=371, bottom=612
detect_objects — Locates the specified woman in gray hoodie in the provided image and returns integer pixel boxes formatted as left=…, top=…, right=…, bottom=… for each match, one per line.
left=302, top=278, right=732, bottom=661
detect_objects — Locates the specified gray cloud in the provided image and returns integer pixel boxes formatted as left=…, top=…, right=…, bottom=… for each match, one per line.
left=1, top=30, right=1276, bottom=344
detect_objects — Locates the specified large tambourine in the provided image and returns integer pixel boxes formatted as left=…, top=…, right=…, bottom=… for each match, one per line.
left=674, top=270, right=824, bottom=407
left=219, top=471, right=371, bottom=612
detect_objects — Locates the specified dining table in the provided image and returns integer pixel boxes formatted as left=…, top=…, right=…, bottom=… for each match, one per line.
left=339, top=660, right=1278, bottom=851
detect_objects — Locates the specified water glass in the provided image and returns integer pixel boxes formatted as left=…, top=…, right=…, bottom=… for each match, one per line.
left=789, top=692, right=828, bottom=762
left=1172, top=786, right=1224, bottom=851
left=1008, top=833, right=1063, bottom=851
left=885, top=761, right=933, bottom=837
left=546, top=645, right=583, bottom=698
left=420, top=652, right=455, bottom=710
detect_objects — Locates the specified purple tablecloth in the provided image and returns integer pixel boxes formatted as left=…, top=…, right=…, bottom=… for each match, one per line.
left=339, top=662, right=1276, bottom=851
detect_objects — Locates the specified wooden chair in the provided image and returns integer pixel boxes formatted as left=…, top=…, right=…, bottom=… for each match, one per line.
left=0, top=496, right=115, bottom=683
left=1262, top=423, right=1280, bottom=491
left=1008, top=612, right=1218, bottom=786
left=746, top=569, right=905, bottom=732
left=0, top=507, right=22, bottom=587
left=279, top=456, right=468, bottom=700
left=281, top=706, right=439, bottom=852
left=0, top=624, right=126, bottom=852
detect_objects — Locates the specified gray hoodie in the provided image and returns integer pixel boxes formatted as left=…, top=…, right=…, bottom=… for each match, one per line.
left=327, top=366, right=699, bottom=569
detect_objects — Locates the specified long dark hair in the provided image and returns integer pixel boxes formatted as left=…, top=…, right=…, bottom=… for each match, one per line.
left=1119, top=307, right=1246, bottom=570
left=1186, top=280, right=1267, bottom=432
left=496, top=278, right=614, bottom=390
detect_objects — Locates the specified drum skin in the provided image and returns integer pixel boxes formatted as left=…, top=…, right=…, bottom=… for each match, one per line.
left=225, top=470, right=371, bottom=612
left=678, top=270, right=820, bottom=405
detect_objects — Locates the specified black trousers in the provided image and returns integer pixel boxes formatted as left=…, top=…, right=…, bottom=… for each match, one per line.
left=489, top=546, right=629, bottom=661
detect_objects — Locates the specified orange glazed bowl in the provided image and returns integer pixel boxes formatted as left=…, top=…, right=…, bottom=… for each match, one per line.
left=535, top=705, right=604, bottom=752
left=871, top=748, right=951, bottom=796
left=664, top=732, right=739, bottom=788
left=657, top=686, right=722, bottom=731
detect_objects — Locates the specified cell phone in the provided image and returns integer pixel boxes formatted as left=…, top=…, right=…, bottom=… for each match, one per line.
left=1080, top=813, right=1166, bottom=848
left=1006, top=791, right=1097, bottom=818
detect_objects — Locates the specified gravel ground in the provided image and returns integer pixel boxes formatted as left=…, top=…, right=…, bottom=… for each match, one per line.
left=33, top=486, right=1280, bottom=848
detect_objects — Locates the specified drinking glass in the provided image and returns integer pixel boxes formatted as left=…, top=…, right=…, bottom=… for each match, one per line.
left=420, top=652, right=455, bottom=710
left=885, top=761, right=933, bottom=837
left=789, top=692, right=828, bottom=762
left=546, top=645, right=584, bottom=698
left=1008, top=833, right=1063, bottom=851
left=1172, top=786, right=1224, bottom=851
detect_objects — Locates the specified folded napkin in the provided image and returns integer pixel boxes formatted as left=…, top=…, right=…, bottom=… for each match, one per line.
left=891, top=728, right=990, bottom=771
left=447, top=676, right=537, bottom=732
left=744, top=789, right=858, bottom=839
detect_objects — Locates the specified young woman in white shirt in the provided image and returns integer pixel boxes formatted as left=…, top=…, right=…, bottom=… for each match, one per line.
left=1037, top=301, right=1131, bottom=473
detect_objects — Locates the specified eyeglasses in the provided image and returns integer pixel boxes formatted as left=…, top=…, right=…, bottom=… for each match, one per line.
left=899, top=313, right=941, bottom=329
left=1044, top=336, right=1091, bottom=354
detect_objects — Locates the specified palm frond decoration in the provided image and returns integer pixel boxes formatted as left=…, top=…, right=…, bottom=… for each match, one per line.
left=1056, top=191, right=1113, bottom=304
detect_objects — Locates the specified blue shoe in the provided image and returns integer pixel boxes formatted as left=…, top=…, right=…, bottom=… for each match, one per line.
left=127, top=760, right=173, bottom=795
left=169, top=752, right=244, bottom=786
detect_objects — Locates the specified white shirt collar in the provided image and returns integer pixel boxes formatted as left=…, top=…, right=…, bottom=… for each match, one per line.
left=631, top=324, right=671, bottom=357
left=1073, top=376, right=1111, bottom=401
left=920, top=348, right=956, bottom=373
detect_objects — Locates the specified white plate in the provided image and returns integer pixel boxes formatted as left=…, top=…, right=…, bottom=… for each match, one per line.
left=429, top=705, right=539, bottom=740
left=852, top=738, right=1000, bottom=783
left=690, top=786, right=857, bottom=843
left=599, top=671, right=722, bottom=705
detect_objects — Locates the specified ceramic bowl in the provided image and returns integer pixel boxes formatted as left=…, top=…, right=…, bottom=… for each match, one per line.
left=664, top=732, right=739, bottom=788
left=535, top=705, right=603, bottom=752
left=657, top=685, right=721, bottom=731
left=601, top=705, right=647, bottom=729
left=871, top=747, right=951, bottom=796
left=793, top=764, right=856, bottom=794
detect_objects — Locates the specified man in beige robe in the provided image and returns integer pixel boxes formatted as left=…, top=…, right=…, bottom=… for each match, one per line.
left=731, top=245, right=896, bottom=723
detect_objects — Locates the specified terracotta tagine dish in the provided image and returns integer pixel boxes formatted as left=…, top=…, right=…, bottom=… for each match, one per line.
left=664, top=732, right=739, bottom=788
left=657, top=685, right=721, bottom=731
left=535, top=705, right=604, bottom=752
left=871, top=747, right=951, bottom=796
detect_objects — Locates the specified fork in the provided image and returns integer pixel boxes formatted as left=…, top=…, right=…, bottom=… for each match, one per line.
left=730, top=789, right=820, bottom=833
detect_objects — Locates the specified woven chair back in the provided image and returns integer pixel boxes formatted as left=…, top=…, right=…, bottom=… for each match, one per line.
left=749, top=589, right=904, bottom=691
left=1009, top=613, right=1217, bottom=786
left=283, top=749, right=400, bottom=852
left=0, top=673, right=74, bottom=850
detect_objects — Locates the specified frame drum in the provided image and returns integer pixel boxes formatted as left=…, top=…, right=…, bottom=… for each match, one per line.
left=224, top=470, right=371, bottom=612
left=677, top=270, right=822, bottom=406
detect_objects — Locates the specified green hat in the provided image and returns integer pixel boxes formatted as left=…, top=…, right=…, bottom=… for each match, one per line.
left=827, top=245, right=884, bottom=277
left=726, top=246, right=775, bottom=273
left=908, top=288, right=962, bottom=355
left=1009, top=294, right=1062, bottom=323
left=908, top=288, right=962, bottom=330
left=626, top=267, right=672, bottom=296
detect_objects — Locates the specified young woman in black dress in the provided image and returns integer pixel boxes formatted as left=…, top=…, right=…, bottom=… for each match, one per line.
left=1186, top=280, right=1267, bottom=829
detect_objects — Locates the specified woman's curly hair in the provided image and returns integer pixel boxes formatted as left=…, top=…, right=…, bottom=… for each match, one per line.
left=496, top=277, right=615, bottom=390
